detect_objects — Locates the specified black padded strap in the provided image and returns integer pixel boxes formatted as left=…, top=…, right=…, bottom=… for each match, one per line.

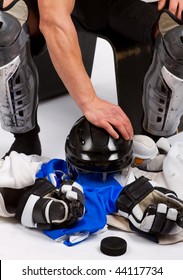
left=116, top=176, right=153, bottom=213
left=0, top=0, right=21, bottom=11
left=159, top=8, right=183, bottom=26
left=32, top=198, right=67, bottom=228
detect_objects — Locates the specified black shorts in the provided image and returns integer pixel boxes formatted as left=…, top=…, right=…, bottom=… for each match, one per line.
left=74, top=0, right=160, bottom=44
left=108, top=0, right=159, bottom=43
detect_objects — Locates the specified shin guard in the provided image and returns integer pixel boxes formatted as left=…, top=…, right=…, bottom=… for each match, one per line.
left=142, top=25, right=183, bottom=137
left=0, top=11, right=39, bottom=133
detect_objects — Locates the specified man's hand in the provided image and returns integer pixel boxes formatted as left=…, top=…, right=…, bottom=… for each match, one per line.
left=83, top=96, right=134, bottom=140
left=158, top=0, right=183, bottom=20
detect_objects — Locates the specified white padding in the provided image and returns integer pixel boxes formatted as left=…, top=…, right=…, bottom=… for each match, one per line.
left=156, top=137, right=171, bottom=153
left=140, top=214, right=155, bottom=232
left=133, top=135, right=158, bottom=159
left=66, top=190, right=77, bottom=201
left=73, top=182, right=83, bottom=192
left=157, top=203, right=167, bottom=214
left=132, top=204, right=143, bottom=221
left=163, top=142, right=183, bottom=199
left=61, top=184, right=72, bottom=193
left=167, top=208, right=178, bottom=221
left=21, top=194, right=39, bottom=227
left=0, top=151, right=43, bottom=189
left=0, top=193, right=15, bottom=217
left=69, top=232, right=90, bottom=244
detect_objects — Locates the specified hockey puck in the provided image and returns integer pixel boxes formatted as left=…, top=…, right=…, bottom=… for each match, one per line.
left=100, top=236, right=127, bottom=256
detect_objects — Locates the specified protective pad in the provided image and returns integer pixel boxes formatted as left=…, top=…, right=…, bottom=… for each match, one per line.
left=0, top=11, right=38, bottom=133
left=0, top=0, right=28, bottom=26
left=15, top=178, right=85, bottom=229
left=143, top=24, right=183, bottom=136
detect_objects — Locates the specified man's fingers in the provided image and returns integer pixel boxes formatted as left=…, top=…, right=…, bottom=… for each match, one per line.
left=158, top=0, right=167, bottom=10
left=84, top=98, right=134, bottom=140
left=159, top=0, right=183, bottom=21
left=101, top=120, right=133, bottom=140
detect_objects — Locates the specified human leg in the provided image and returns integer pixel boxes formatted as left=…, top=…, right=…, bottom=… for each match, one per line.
left=109, top=1, right=183, bottom=139
left=142, top=11, right=183, bottom=138
left=0, top=0, right=42, bottom=156
left=108, top=0, right=160, bottom=44
left=107, top=1, right=159, bottom=136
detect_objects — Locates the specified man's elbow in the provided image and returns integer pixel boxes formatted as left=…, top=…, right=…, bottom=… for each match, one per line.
left=39, top=13, right=69, bottom=40
left=39, top=13, right=52, bottom=37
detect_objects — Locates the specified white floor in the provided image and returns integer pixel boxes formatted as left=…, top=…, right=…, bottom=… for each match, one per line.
left=0, top=39, right=183, bottom=260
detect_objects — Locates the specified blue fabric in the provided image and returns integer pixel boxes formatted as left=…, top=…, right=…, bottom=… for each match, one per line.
left=36, top=159, right=124, bottom=246
left=36, top=159, right=70, bottom=187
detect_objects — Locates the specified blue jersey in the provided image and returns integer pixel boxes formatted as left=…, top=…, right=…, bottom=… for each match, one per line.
left=36, top=159, right=124, bottom=246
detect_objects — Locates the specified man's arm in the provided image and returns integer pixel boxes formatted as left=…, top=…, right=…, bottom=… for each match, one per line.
left=37, top=0, right=133, bottom=140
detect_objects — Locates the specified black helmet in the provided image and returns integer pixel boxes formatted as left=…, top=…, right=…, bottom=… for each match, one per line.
left=65, top=116, right=133, bottom=174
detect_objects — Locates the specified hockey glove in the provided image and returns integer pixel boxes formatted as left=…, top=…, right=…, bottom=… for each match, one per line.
left=44, top=175, right=123, bottom=246
left=116, top=176, right=183, bottom=237
left=15, top=178, right=85, bottom=229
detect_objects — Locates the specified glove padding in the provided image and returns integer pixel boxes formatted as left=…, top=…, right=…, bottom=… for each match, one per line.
left=116, top=176, right=183, bottom=236
left=15, top=178, right=85, bottom=229
left=44, top=174, right=123, bottom=246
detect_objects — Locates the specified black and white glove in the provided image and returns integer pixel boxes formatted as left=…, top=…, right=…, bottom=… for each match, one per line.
left=15, top=178, right=85, bottom=229
left=116, top=176, right=183, bottom=236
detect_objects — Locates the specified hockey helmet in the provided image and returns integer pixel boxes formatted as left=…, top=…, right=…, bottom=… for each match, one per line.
left=65, top=116, right=133, bottom=175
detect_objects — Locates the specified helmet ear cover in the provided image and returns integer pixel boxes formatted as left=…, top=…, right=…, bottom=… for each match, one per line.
left=65, top=116, right=133, bottom=174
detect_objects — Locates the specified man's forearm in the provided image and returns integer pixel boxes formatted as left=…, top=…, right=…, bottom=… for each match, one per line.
left=40, top=17, right=96, bottom=113
left=47, top=38, right=96, bottom=111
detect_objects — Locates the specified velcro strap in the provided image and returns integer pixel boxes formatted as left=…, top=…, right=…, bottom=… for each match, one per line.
left=116, top=176, right=153, bottom=213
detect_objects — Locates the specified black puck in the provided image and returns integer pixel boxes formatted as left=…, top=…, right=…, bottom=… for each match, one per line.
left=100, top=236, right=127, bottom=256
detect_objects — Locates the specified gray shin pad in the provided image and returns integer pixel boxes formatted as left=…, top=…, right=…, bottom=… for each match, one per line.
left=142, top=25, right=183, bottom=137
left=0, top=11, right=38, bottom=133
